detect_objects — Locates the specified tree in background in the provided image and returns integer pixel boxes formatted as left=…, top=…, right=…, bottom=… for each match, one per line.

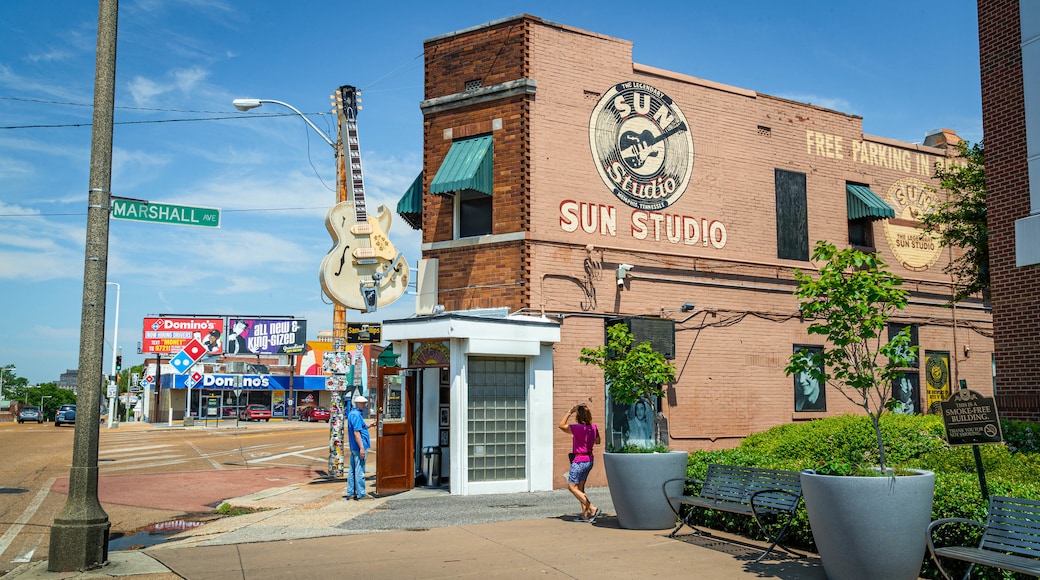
left=921, top=140, right=988, bottom=303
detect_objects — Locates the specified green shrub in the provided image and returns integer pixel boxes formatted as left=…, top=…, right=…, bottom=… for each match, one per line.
left=683, top=414, right=1040, bottom=580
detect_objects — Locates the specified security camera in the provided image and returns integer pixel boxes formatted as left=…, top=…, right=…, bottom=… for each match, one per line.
left=616, top=264, right=633, bottom=286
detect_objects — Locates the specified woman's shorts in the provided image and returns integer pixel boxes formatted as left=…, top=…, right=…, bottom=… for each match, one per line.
left=567, top=459, right=594, bottom=484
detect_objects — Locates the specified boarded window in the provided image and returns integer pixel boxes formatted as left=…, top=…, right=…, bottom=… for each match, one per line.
left=775, top=169, right=809, bottom=261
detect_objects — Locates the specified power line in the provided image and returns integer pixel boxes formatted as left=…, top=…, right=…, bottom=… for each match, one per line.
left=0, top=111, right=334, bottom=130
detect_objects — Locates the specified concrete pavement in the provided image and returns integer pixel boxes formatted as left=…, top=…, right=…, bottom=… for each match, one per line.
left=7, top=419, right=827, bottom=579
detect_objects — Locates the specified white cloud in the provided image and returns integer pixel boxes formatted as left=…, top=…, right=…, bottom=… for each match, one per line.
left=127, top=66, right=210, bottom=106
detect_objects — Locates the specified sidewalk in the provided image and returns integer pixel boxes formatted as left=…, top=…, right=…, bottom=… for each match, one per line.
left=8, top=482, right=826, bottom=579
left=8, top=420, right=827, bottom=578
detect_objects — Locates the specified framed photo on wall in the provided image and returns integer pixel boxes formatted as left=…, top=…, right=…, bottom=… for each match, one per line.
left=793, top=345, right=826, bottom=412
left=439, top=404, right=450, bottom=428
left=439, top=428, right=450, bottom=446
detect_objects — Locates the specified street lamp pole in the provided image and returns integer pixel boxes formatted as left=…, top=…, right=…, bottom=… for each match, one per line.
left=106, top=282, right=119, bottom=429
left=232, top=94, right=348, bottom=378
left=231, top=98, right=336, bottom=149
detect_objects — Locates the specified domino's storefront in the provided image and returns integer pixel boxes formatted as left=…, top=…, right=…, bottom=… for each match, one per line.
left=161, top=374, right=334, bottom=421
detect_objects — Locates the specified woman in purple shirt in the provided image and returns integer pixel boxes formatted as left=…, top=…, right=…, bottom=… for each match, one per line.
left=559, top=403, right=602, bottom=522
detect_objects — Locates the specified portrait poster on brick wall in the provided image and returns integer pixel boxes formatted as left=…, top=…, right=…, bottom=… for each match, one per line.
left=793, top=346, right=826, bottom=412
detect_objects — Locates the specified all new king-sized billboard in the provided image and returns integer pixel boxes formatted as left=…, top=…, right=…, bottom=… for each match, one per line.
left=226, top=318, right=307, bottom=355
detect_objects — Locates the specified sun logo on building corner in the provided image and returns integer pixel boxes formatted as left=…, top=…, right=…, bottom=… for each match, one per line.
left=588, top=82, right=695, bottom=211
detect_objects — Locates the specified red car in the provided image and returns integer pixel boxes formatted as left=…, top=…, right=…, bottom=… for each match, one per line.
left=238, top=404, right=271, bottom=422
left=299, top=406, right=330, bottom=422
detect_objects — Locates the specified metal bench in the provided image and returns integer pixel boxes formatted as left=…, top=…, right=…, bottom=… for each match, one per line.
left=663, top=464, right=803, bottom=562
left=927, top=495, right=1040, bottom=579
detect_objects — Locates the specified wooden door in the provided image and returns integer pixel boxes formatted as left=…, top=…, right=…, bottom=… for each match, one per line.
left=376, top=367, right=414, bottom=494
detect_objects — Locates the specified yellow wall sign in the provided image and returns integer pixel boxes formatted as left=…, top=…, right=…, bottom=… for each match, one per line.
left=882, top=177, right=944, bottom=272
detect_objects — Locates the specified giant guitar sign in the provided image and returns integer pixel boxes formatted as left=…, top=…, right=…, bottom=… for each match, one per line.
left=319, top=85, right=409, bottom=312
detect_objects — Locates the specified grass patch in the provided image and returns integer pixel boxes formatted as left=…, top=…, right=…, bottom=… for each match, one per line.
left=215, top=502, right=271, bottom=516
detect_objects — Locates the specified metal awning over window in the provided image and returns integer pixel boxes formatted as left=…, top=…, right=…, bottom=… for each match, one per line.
left=430, top=135, right=493, bottom=196
left=846, top=184, right=895, bottom=220
left=396, top=172, right=423, bottom=230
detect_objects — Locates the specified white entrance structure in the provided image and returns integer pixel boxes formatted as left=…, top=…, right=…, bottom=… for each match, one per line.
left=383, top=309, right=560, bottom=495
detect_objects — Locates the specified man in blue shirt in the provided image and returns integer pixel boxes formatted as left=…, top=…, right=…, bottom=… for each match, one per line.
left=346, top=395, right=372, bottom=499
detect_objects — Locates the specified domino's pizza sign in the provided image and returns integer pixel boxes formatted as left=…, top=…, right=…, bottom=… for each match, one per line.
left=170, top=338, right=207, bottom=373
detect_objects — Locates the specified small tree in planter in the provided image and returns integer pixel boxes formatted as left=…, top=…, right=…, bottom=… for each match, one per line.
left=786, top=241, right=918, bottom=472
left=580, top=321, right=684, bottom=530
left=786, top=240, right=931, bottom=580
left=580, top=322, right=676, bottom=451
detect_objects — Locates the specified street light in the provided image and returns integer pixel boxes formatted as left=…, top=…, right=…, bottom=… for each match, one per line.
left=41, top=395, right=52, bottom=421
left=232, top=98, right=336, bottom=149
left=106, top=282, right=120, bottom=429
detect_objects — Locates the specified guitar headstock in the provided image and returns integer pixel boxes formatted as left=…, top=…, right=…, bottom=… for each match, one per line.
left=333, top=85, right=361, bottom=120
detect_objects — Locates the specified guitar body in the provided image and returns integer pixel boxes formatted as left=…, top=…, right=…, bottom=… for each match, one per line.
left=319, top=85, right=410, bottom=312
left=319, top=201, right=409, bottom=311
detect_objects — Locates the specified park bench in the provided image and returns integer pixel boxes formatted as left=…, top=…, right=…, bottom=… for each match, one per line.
left=663, top=464, right=803, bottom=562
left=927, top=495, right=1040, bottom=579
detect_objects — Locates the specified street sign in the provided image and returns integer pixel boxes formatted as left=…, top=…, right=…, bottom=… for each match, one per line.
left=111, top=198, right=221, bottom=228
left=107, top=382, right=117, bottom=398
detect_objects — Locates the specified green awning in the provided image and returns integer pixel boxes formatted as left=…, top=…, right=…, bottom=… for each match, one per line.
left=396, top=171, right=423, bottom=230
left=376, top=344, right=400, bottom=367
left=846, top=184, right=895, bottom=220
left=430, top=135, right=493, bottom=196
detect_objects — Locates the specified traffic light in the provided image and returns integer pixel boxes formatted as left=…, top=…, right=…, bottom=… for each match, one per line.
left=116, top=355, right=122, bottom=372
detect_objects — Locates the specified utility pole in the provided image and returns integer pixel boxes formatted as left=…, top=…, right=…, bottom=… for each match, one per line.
left=48, top=0, right=117, bottom=571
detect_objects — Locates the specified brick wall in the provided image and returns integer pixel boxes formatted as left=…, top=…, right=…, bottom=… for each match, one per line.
left=419, top=15, right=996, bottom=473
left=978, top=0, right=1040, bottom=419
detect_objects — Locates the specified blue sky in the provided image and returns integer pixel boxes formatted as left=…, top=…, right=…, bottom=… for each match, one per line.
left=0, top=0, right=981, bottom=385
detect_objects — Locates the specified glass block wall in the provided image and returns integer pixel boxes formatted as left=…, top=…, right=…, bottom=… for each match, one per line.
left=467, top=357, right=526, bottom=482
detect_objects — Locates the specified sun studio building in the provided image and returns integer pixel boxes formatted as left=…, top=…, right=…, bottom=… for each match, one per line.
left=376, top=14, right=993, bottom=495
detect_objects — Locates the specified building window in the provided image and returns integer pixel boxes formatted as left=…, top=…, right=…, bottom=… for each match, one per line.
left=848, top=218, right=875, bottom=251
left=467, top=357, right=526, bottom=482
left=775, top=169, right=809, bottom=261
left=457, top=190, right=493, bottom=238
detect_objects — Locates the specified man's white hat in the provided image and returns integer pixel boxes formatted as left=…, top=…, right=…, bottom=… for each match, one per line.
left=353, top=395, right=368, bottom=404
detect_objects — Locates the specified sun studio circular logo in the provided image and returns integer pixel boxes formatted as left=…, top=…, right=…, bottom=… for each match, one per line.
left=588, top=82, right=694, bottom=211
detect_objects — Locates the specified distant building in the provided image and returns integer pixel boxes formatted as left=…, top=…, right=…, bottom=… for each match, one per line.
left=56, top=369, right=77, bottom=391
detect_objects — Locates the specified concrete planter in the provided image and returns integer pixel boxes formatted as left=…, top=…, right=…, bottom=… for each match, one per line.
left=602, top=451, right=688, bottom=530
left=800, top=469, right=935, bottom=580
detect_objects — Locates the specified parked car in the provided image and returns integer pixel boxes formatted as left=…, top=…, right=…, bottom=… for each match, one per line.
left=299, top=406, right=330, bottom=422
left=238, top=404, right=271, bottom=422
left=55, top=404, right=77, bottom=427
left=18, top=406, right=43, bottom=424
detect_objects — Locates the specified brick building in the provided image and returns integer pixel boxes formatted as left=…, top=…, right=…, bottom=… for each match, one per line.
left=385, top=14, right=993, bottom=495
left=977, top=0, right=1040, bottom=420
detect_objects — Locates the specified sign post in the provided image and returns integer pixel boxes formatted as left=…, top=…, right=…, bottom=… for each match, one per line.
left=939, top=380, right=1003, bottom=500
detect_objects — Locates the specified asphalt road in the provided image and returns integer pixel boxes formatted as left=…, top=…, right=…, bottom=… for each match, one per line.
left=0, top=419, right=334, bottom=574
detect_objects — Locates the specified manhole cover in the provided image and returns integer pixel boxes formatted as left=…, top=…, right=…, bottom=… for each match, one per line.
left=0, top=488, right=29, bottom=494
